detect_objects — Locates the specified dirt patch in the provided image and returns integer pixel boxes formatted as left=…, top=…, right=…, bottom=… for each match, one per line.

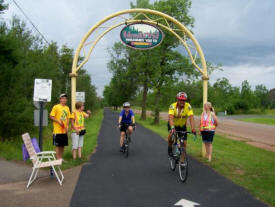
left=235, top=168, right=245, bottom=176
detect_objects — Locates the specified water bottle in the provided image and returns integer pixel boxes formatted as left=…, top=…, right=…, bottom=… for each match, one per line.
left=173, top=144, right=180, bottom=156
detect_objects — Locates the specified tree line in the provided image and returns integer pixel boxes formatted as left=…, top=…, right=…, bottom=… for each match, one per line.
left=0, top=1, right=99, bottom=140
left=104, top=0, right=196, bottom=124
left=103, top=0, right=274, bottom=124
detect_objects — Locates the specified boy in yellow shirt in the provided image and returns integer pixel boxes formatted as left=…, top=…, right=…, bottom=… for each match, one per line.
left=50, top=94, right=71, bottom=160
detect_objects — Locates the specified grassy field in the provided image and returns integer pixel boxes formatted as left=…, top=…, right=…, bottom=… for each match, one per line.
left=0, top=110, right=104, bottom=169
left=135, top=114, right=275, bottom=206
left=238, top=117, right=275, bottom=126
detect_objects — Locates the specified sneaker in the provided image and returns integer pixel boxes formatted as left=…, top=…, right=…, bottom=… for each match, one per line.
left=180, top=162, right=187, bottom=167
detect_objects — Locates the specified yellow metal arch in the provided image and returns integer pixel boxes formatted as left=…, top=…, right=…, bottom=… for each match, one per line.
left=71, top=8, right=209, bottom=111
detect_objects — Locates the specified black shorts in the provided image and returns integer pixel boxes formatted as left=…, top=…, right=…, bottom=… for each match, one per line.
left=201, top=131, right=215, bottom=143
left=167, top=123, right=187, bottom=140
left=120, top=123, right=131, bottom=132
left=53, top=133, right=68, bottom=146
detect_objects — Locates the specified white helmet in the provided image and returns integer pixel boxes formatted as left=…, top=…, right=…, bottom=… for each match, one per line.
left=123, top=102, right=131, bottom=107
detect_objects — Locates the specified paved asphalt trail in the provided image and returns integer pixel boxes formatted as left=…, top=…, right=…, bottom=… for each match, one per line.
left=70, top=109, right=267, bottom=207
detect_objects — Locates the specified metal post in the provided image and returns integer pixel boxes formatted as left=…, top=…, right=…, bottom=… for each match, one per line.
left=39, top=101, right=44, bottom=151
left=201, top=76, right=209, bottom=157
left=70, top=73, right=77, bottom=112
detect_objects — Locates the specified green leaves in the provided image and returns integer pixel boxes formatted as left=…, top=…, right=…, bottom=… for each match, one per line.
left=0, top=17, right=99, bottom=140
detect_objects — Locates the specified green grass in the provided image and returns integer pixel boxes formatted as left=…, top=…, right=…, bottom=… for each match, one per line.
left=237, top=117, right=275, bottom=126
left=135, top=114, right=275, bottom=206
left=0, top=109, right=104, bottom=169
left=235, top=108, right=275, bottom=115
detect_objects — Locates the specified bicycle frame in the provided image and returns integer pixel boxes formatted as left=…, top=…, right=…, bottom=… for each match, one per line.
left=172, top=131, right=189, bottom=151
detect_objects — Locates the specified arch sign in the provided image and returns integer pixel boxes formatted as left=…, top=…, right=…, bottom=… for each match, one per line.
left=71, top=8, right=209, bottom=157
left=120, top=23, right=164, bottom=49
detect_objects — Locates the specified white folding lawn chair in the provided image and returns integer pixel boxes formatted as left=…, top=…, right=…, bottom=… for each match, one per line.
left=22, top=133, right=64, bottom=188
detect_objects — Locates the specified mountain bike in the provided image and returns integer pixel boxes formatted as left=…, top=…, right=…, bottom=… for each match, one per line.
left=169, top=131, right=196, bottom=182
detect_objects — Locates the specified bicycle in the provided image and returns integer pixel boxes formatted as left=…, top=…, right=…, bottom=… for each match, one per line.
left=169, top=131, right=196, bottom=182
left=119, top=123, right=135, bottom=158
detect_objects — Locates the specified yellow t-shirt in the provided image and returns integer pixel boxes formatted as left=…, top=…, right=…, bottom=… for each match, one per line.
left=168, top=102, right=194, bottom=127
left=71, top=111, right=87, bottom=132
left=50, top=104, right=71, bottom=134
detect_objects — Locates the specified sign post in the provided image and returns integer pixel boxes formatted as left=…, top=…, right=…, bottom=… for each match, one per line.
left=33, top=79, right=52, bottom=151
left=39, top=102, right=44, bottom=150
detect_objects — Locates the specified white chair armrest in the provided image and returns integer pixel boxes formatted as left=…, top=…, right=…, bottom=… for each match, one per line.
left=39, top=156, right=54, bottom=159
left=36, top=151, right=56, bottom=155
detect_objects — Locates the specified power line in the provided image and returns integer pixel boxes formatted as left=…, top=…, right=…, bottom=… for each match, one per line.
left=11, top=0, right=50, bottom=45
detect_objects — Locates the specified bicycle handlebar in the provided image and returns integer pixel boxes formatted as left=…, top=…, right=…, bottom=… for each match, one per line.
left=173, top=131, right=197, bottom=141
left=174, top=131, right=193, bottom=134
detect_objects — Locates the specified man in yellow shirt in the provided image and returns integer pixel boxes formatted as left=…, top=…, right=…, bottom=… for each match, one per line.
left=168, top=92, right=196, bottom=158
left=50, top=93, right=71, bottom=160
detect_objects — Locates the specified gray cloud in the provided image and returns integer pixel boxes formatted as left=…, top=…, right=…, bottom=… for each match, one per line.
left=191, top=0, right=275, bottom=67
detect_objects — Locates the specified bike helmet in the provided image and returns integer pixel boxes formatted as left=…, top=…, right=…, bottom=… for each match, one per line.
left=176, top=92, right=187, bottom=101
left=123, top=102, right=131, bottom=107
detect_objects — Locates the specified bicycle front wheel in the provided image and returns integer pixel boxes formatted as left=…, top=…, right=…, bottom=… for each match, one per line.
left=124, top=144, right=129, bottom=158
left=169, top=157, right=176, bottom=171
left=178, top=149, right=188, bottom=182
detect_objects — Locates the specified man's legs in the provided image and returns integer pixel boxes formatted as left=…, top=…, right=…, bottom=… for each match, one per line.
left=167, top=132, right=173, bottom=156
left=167, top=122, right=174, bottom=156
left=56, top=146, right=64, bottom=159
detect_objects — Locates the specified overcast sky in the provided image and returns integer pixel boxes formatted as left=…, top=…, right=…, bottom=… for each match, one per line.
left=2, top=0, right=275, bottom=96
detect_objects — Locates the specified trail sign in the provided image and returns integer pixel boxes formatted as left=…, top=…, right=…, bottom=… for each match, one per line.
left=33, top=79, right=52, bottom=102
left=120, top=23, right=164, bottom=50
left=76, top=92, right=85, bottom=102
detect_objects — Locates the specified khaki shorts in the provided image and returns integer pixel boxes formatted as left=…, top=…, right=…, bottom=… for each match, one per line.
left=71, top=132, right=84, bottom=149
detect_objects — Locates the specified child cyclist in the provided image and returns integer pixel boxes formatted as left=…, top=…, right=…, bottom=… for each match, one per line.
left=118, top=102, right=136, bottom=152
left=200, top=102, right=218, bottom=162
left=71, top=102, right=91, bottom=160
